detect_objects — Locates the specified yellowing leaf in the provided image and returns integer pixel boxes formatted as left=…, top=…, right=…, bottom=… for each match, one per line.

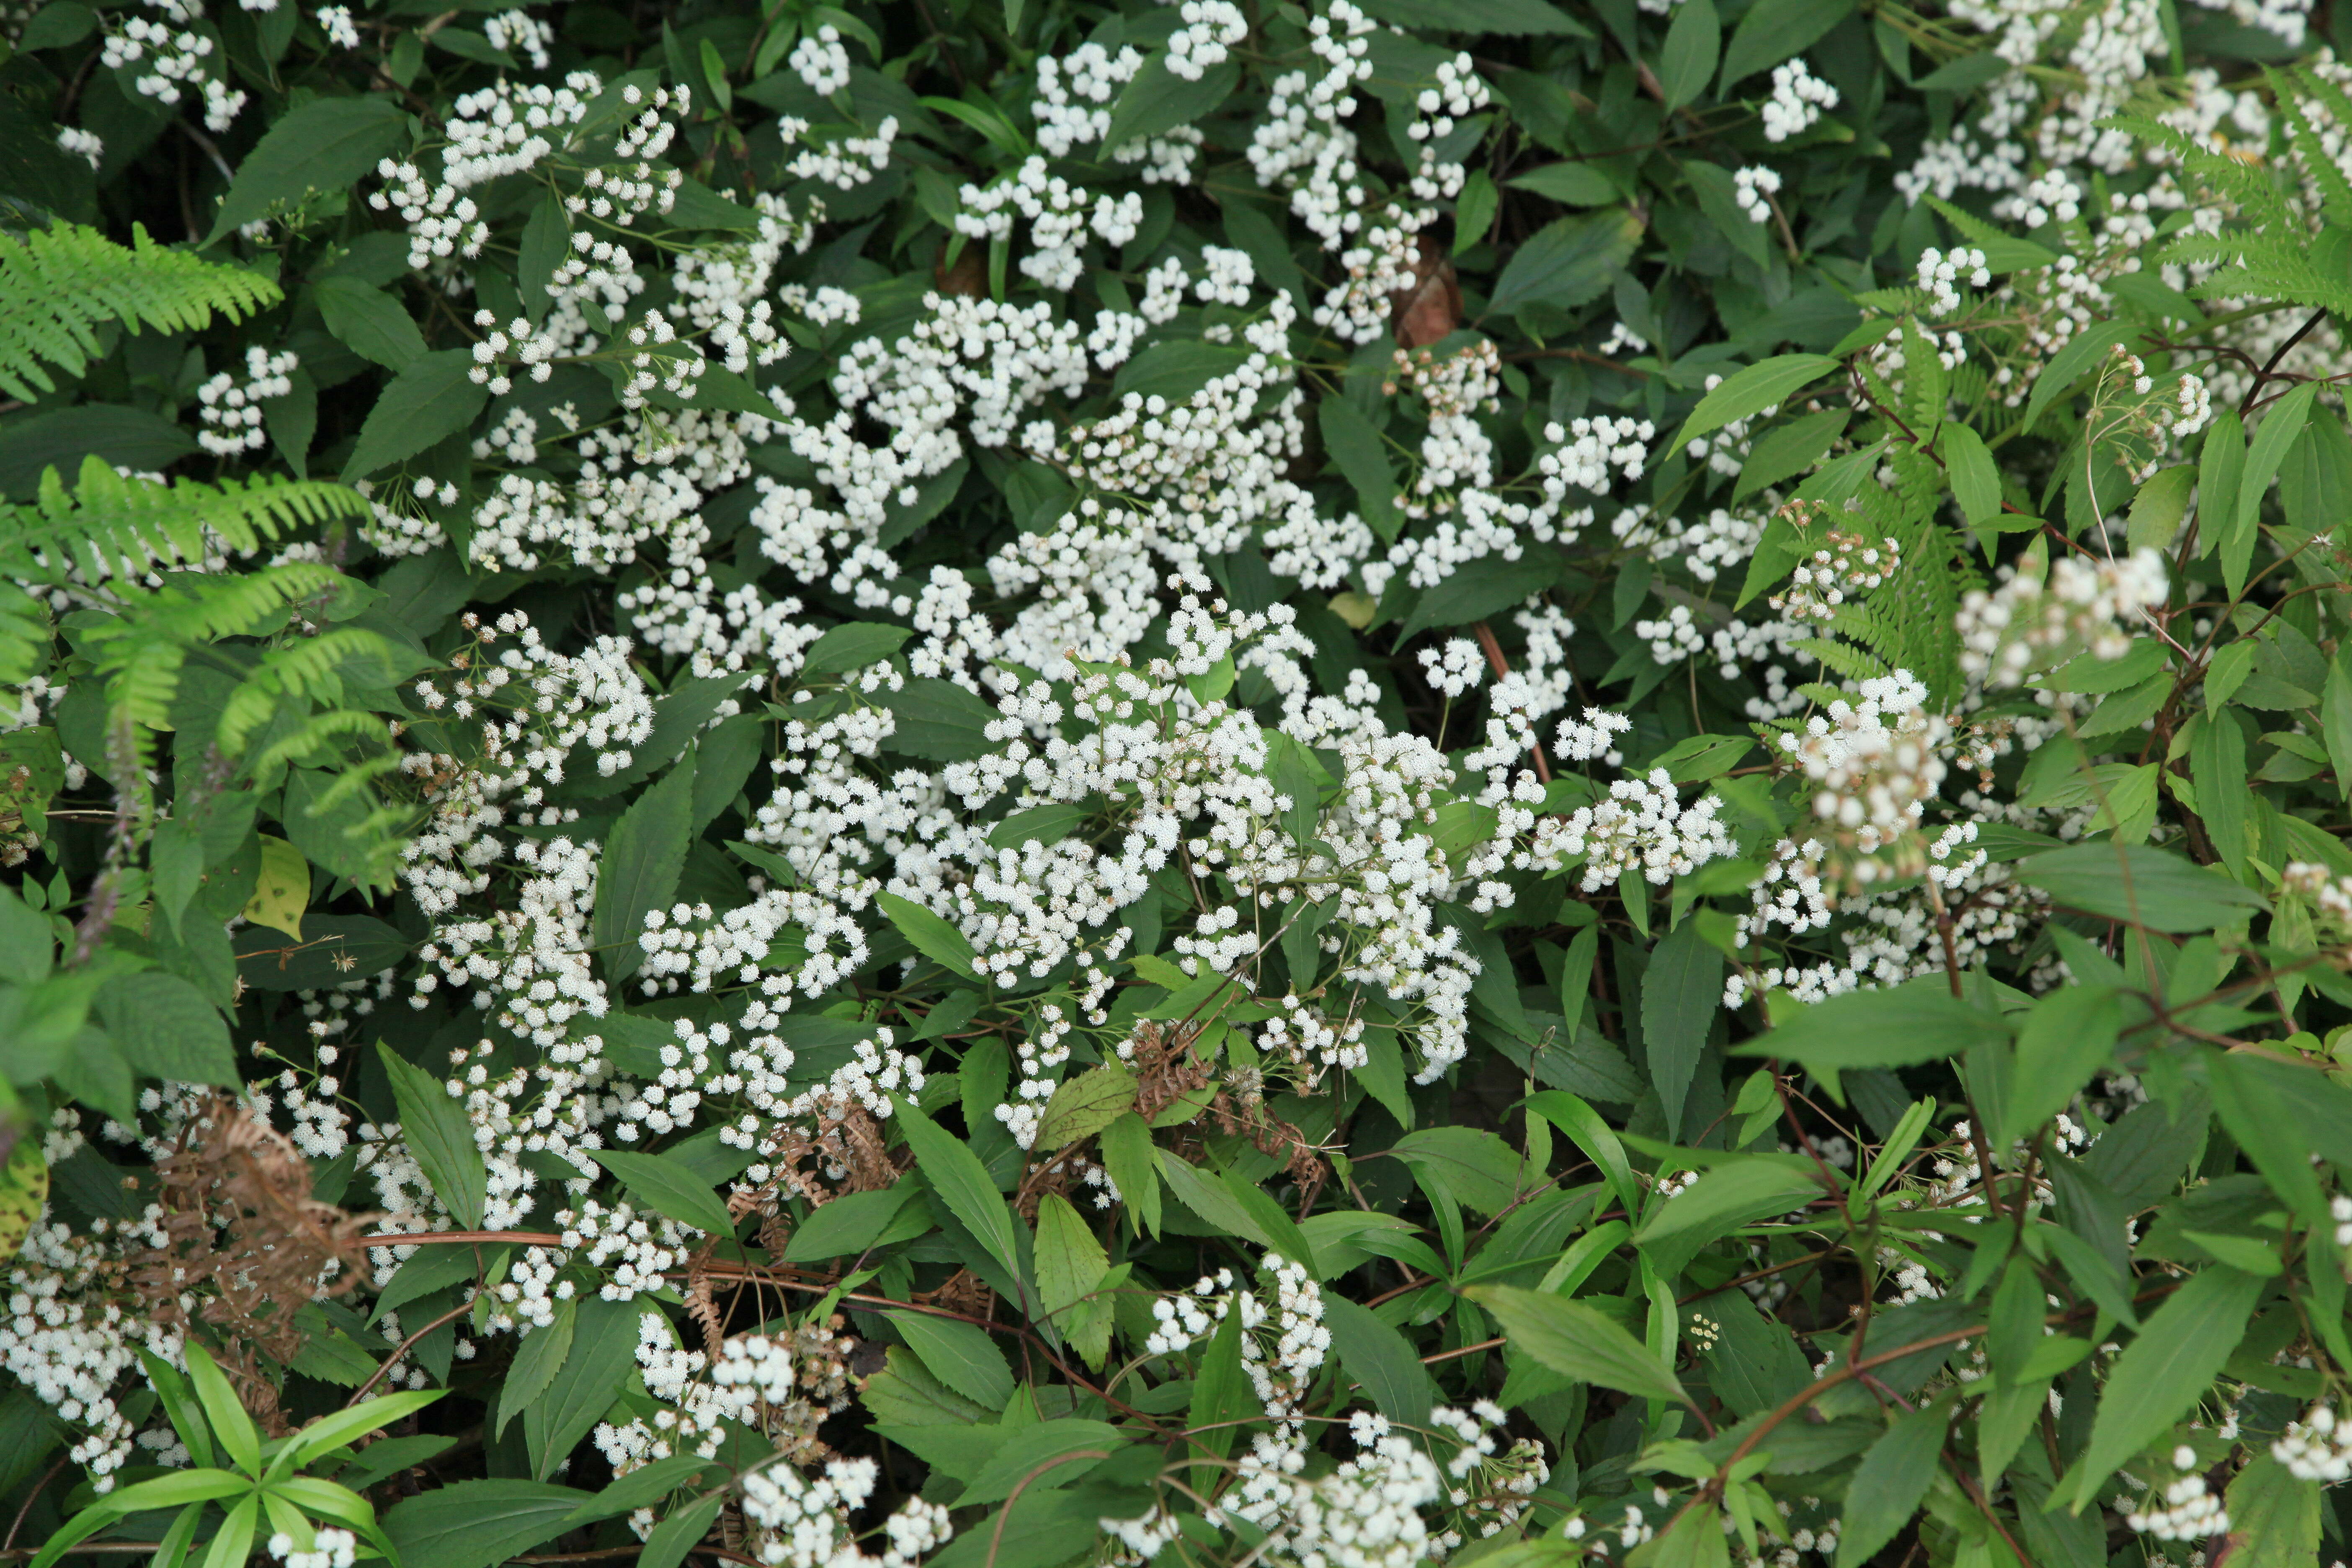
left=242, top=834, right=307, bottom=940
left=0, top=1131, right=48, bottom=1268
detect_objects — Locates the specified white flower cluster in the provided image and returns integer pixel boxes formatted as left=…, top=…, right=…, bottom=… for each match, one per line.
left=789, top=25, right=851, bottom=94
left=1762, top=59, right=1839, bottom=142
left=101, top=0, right=245, bottom=131
left=2275, top=1404, right=2352, bottom=1482
left=1916, top=246, right=1991, bottom=315
left=266, top=1529, right=358, bottom=1568
left=2282, top=862, right=2352, bottom=928
left=2124, top=1448, right=2228, bottom=1541
left=1173, top=1404, right=1545, bottom=1568
left=1524, top=770, right=1737, bottom=892
left=1779, top=671, right=1948, bottom=878
left=193, top=346, right=297, bottom=456
left=1734, top=165, right=1781, bottom=223
left=1167, top=0, right=1248, bottom=80
left=735, top=1455, right=950, bottom=1568
left=1146, top=1256, right=1329, bottom=1431
left=315, top=3, right=358, bottom=45
left=1769, top=526, right=1901, bottom=624
left=55, top=126, right=102, bottom=169
left=1956, top=548, right=2168, bottom=688
left=3, top=1217, right=178, bottom=1491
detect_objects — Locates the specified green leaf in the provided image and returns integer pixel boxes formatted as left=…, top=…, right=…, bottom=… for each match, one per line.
left=2325, top=649, right=2352, bottom=804
left=1393, top=549, right=1565, bottom=642
left=236, top=916, right=411, bottom=991
left=2070, top=1264, right=2266, bottom=1506
left=2228, top=380, right=2316, bottom=598
left=204, top=96, right=410, bottom=245
left=1033, top=1064, right=1137, bottom=1148
left=342, top=350, right=491, bottom=480
left=1033, top=1191, right=1108, bottom=1332
left=198, top=1493, right=257, bottom=1568
left=1658, top=0, right=1719, bottom=108
left=185, top=1344, right=261, bottom=1475
left=1642, top=918, right=1721, bottom=1140
left=526, top=1295, right=644, bottom=1481
left=1102, top=56, right=1237, bottom=151
left=1701, top=1291, right=1811, bottom=1417
left=1320, top=394, right=1399, bottom=539
left=2022, top=320, right=2139, bottom=430
left=384, top=1480, right=592, bottom=1568
left=1488, top=209, right=1643, bottom=316
left=2220, top=1455, right=2323, bottom=1568
left=884, top=678, right=1000, bottom=762
left=1633, top=1159, right=1822, bottom=1278
left=874, top=891, right=977, bottom=979
left=1453, top=167, right=1500, bottom=253
left=2197, top=408, right=2246, bottom=566
left=1733, top=407, right=1847, bottom=501
left=1525, top=1089, right=1639, bottom=1220
left=1672, top=355, right=1840, bottom=450
left=94, top=970, right=235, bottom=1084
left=1113, top=340, right=1251, bottom=404
left=1943, top=422, right=2001, bottom=527
left=496, top=1303, right=575, bottom=1436
left=2129, top=464, right=2195, bottom=552
left=2018, top=842, right=2269, bottom=931
left=1469, top=1285, right=1689, bottom=1405
left=956, top=1418, right=1123, bottom=1506
left=1731, top=977, right=2009, bottom=1096
left=587, top=1147, right=736, bottom=1237
left=891, top=1309, right=1014, bottom=1411
left=894, top=1104, right=1028, bottom=1299
left=988, top=802, right=1090, bottom=854
left=1154, top=1153, right=1316, bottom=1269
left=555, top=1453, right=714, bottom=1528
left=1834, top=1406, right=1947, bottom=1568
left=1099, top=1112, right=1160, bottom=1237
left=784, top=1183, right=925, bottom=1261
left=802, top=621, right=916, bottom=677
left=1186, top=1307, right=1252, bottom=1479
left=1720, top=0, right=1853, bottom=85
left=2005, top=983, right=2121, bottom=1135
left=1507, top=161, right=1619, bottom=206
left=1320, top=1294, right=1434, bottom=1425
left=313, top=277, right=426, bottom=371
left=593, top=754, right=695, bottom=983
left=1390, top=1127, right=1523, bottom=1215
left=2190, top=715, right=2250, bottom=878
left=637, top=1489, right=726, bottom=1568
left=282, top=1389, right=444, bottom=1470
left=376, top=1044, right=488, bottom=1231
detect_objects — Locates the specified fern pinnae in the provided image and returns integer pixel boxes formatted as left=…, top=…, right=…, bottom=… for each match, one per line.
left=0, top=222, right=281, bottom=402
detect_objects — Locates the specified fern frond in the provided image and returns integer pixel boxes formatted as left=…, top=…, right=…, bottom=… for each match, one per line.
left=3, top=456, right=369, bottom=590
left=0, top=222, right=282, bottom=402
left=85, top=563, right=345, bottom=730
left=2277, top=76, right=2352, bottom=227
left=217, top=629, right=404, bottom=755
left=252, top=711, right=400, bottom=776
left=0, top=582, right=50, bottom=689
left=1795, top=636, right=1890, bottom=683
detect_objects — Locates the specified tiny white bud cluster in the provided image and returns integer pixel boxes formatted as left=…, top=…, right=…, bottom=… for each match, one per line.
left=1956, top=548, right=2168, bottom=688
left=1762, top=59, right=1839, bottom=141
left=194, top=347, right=298, bottom=455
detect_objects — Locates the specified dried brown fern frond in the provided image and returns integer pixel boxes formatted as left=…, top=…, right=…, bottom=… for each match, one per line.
left=126, top=1094, right=381, bottom=1400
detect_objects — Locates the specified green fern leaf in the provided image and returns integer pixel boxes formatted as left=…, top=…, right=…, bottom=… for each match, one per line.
left=0, top=222, right=281, bottom=402
left=3, top=456, right=368, bottom=590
